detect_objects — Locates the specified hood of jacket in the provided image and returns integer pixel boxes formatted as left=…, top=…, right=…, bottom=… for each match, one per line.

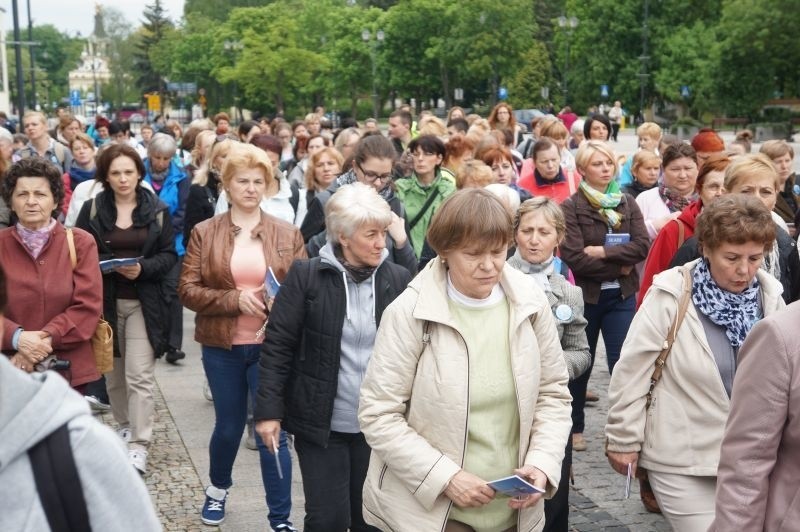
left=0, top=356, right=89, bottom=473
left=93, top=187, right=167, bottom=231
left=318, top=241, right=389, bottom=317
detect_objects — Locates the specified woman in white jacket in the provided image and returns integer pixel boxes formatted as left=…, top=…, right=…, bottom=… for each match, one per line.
left=359, top=189, right=572, bottom=532
left=605, top=194, right=785, bottom=532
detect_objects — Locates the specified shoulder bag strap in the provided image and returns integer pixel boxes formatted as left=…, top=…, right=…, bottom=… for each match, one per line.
left=65, top=228, right=77, bottom=269
left=408, top=188, right=441, bottom=231
left=676, top=219, right=686, bottom=248
left=29, top=423, right=92, bottom=532
left=645, top=267, right=692, bottom=409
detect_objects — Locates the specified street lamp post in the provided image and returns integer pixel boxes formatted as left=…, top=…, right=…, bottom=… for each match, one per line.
left=558, top=15, right=579, bottom=105
left=362, top=29, right=384, bottom=119
left=223, top=39, right=243, bottom=123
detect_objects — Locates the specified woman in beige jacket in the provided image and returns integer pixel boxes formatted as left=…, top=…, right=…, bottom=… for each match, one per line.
left=605, top=195, right=785, bottom=532
left=359, top=189, right=572, bottom=532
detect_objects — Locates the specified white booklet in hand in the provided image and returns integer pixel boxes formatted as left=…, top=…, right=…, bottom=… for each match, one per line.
left=487, top=475, right=545, bottom=497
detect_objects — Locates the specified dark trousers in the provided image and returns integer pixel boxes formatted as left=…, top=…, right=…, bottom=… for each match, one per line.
left=294, top=431, right=380, bottom=532
left=611, top=123, right=620, bottom=141
left=163, top=257, right=183, bottom=352
left=569, top=288, right=635, bottom=433
left=544, top=438, right=572, bottom=532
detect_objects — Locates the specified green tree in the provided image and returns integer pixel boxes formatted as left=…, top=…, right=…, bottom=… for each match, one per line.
left=101, top=7, right=140, bottom=109
left=214, top=4, right=328, bottom=116
left=506, top=41, right=553, bottom=110
left=6, top=25, right=83, bottom=111
left=183, top=0, right=267, bottom=22
left=133, top=0, right=174, bottom=94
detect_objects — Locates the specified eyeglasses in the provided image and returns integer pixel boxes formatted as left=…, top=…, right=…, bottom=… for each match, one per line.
left=356, top=162, right=393, bottom=184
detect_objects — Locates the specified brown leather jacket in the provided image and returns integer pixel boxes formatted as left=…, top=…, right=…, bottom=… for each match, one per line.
left=179, top=211, right=306, bottom=349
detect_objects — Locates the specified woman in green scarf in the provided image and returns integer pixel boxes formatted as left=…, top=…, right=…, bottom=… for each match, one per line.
left=559, top=140, right=649, bottom=452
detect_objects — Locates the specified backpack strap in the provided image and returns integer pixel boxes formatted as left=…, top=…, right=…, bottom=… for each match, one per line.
left=676, top=219, right=686, bottom=248
left=408, top=187, right=441, bottom=231
left=29, top=423, right=92, bottom=532
left=65, top=228, right=77, bottom=269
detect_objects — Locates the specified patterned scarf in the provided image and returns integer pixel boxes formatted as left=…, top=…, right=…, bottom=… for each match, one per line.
left=579, top=180, right=623, bottom=229
left=333, top=243, right=378, bottom=284
left=658, top=180, right=696, bottom=213
left=16, top=218, right=57, bottom=259
left=692, top=258, right=761, bottom=347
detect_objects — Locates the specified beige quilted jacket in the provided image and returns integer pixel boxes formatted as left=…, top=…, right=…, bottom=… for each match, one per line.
left=358, top=259, right=572, bottom=532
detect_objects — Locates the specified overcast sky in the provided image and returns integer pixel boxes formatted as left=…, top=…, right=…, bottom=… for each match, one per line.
left=3, top=0, right=186, bottom=37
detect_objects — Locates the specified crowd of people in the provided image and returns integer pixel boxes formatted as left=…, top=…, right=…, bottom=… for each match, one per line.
left=0, top=100, right=798, bottom=532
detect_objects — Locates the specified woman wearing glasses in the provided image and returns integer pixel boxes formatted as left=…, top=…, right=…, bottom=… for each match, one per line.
left=395, top=135, right=457, bottom=258
left=301, top=136, right=416, bottom=274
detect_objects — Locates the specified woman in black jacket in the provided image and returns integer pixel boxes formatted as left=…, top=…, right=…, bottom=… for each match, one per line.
left=75, top=143, right=177, bottom=476
left=255, top=183, right=411, bottom=532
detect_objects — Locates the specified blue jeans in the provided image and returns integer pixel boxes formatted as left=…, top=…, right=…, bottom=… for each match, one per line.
left=202, top=344, right=293, bottom=528
left=569, top=288, right=635, bottom=434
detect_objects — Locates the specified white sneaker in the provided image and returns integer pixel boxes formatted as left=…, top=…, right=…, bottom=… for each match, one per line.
left=129, top=448, right=148, bottom=475
left=117, top=427, right=131, bottom=443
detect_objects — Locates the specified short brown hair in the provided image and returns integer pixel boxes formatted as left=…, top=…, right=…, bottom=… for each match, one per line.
left=760, top=140, right=794, bottom=161
left=695, top=194, right=775, bottom=253
left=70, top=132, right=96, bottom=151
left=95, top=143, right=146, bottom=190
left=695, top=153, right=731, bottom=192
left=213, top=112, right=230, bottom=125
left=2, top=158, right=65, bottom=217
left=427, top=188, right=512, bottom=255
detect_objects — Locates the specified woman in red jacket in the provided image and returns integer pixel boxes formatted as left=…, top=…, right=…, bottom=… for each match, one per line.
left=0, top=157, right=102, bottom=391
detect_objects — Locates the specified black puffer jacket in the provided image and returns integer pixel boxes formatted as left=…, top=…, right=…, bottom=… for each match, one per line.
left=254, top=256, right=411, bottom=446
left=75, top=188, right=178, bottom=357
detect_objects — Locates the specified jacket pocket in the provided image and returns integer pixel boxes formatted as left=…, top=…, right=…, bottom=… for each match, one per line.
left=643, top=390, right=693, bottom=467
left=378, top=463, right=389, bottom=489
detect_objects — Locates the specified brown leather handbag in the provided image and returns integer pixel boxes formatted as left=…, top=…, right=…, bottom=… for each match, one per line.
left=638, top=266, right=693, bottom=513
left=66, top=229, right=114, bottom=374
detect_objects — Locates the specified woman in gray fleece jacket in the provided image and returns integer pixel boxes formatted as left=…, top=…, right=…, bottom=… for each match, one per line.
left=255, top=183, right=411, bottom=532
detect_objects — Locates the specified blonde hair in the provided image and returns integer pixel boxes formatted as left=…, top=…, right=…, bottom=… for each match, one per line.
left=193, top=137, right=234, bottom=186
left=636, top=122, right=662, bottom=140
left=631, top=150, right=661, bottom=177
left=191, top=130, right=216, bottom=168
left=305, top=147, right=344, bottom=191
left=485, top=183, right=521, bottom=214
left=418, top=116, right=447, bottom=137
left=540, top=119, right=568, bottom=142
left=456, top=160, right=495, bottom=189
left=325, top=182, right=392, bottom=243
left=514, top=196, right=566, bottom=242
left=575, top=140, right=619, bottom=176
left=220, top=143, right=273, bottom=189
left=724, top=153, right=779, bottom=191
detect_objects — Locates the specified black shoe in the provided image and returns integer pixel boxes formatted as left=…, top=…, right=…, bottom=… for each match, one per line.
left=165, top=349, right=186, bottom=364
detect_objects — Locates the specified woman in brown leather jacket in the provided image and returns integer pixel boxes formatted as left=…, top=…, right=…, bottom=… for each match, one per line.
left=179, top=143, right=305, bottom=530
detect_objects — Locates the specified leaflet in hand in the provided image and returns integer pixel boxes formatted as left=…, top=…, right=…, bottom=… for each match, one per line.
left=100, top=257, right=142, bottom=273
left=487, top=475, right=545, bottom=497
left=604, top=233, right=630, bottom=247
left=265, top=267, right=281, bottom=299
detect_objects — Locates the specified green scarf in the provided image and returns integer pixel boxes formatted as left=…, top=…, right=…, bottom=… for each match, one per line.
left=579, top=180, right=623, bottom=229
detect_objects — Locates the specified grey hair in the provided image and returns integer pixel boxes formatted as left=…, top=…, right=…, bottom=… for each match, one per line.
left=325, top=182, right=392, bottom=244
left=0, top=127, right=13, bottom=144
left=148, top=132, right=178, bottom=157
left=485, top=183, right=521, bottom=214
